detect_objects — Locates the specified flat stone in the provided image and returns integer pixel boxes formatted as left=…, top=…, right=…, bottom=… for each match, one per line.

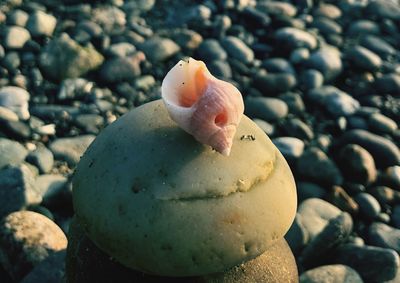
left=306, top=46, right=342, bottom=81
left=337, top=129, right=400, bottom=168
left=39, top=33, right=104, bottom=81
left=300, top=265, right=363, bottom=283
left=26, top=11, right=57, bottom=37
left=0, top=211, right=67, bottom=281
left=0, top=86, right=30, bottom=120
left=0, top=106, right=18, bottom=121
left=4, top=26, right=30, bottom=49
left=333, top=244, right=399, bottom=282
left=338, top=144, right=377, bottom=185
left=26, top=145, right=54, bottom=174
left=297, top=147, right=343, bottom=186
left=139, top=37, right=180, bottom=62
left=346, top=46, right=382, bottom=72
left=245, top=96, right=288, bottom=121
left=0, top=138, right=28, bottom=170
left=298, top=198, right=342, bottom=241
left=221, top=36, right=254, bottom=64
left=275, top=27, right=317, bottom=50
left=49, top=135, right=95, bottom=167
left=368, top=222, right=400, bottom=252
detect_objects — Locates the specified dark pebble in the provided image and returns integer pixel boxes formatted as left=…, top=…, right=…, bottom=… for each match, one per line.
left=354, top=192, right=381, bottom=220
left=253, top=72, right=296, bottom=94
left=245, top=96, right=288, bottom=121
left=368, top=222, right=400, bottom=252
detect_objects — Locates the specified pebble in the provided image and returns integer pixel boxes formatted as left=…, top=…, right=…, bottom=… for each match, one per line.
left=306, top=46, right=342, bottom=81
left=327, top=186, right=359, bottom=214
left=257, top=1, right=297, bottom=17
left=74, top=114, right=104, bottom=134
left=365, top=0, right=400, bottom=20
left=300, top=69, right=324, bottom=90
left=338, top=144, right=377, bottom=185
left=100, top=54, right=142, bottom=83
left=297, top=147, right=343, bottom=186
left=207, top=60, right=232, bottom=79
left=241, top=7, right=271, bottom=28
left=347, top=20, right=380, bottom=36
left=2, top=51, right=20, bottom=72
left=139, top=37, right=180, bottom=62
left=275, top=27, right=317, bottom=50
left=368, top=186, right=400, bottom=206
left=92, top=6, right=126, bottom=33
left=253, top=72, right=297, bottom=94
left=0, top=138, right=28, bottom=170
left=4, top=26, right=31, bottom=49
left=337, top=129, right=400, bottom=168
left=245, top=96, right=288, bottom=121
left=345, top=46, right=382, bottom=72
left=0, top=164, right=42, bottom=218
left=0, top=106, right=18, bottom=121
left=221, top=36, right=254, bottom=64
left=373, top=74, right=400, bottom=95
left=313, top=4, right=342, bottom=19
left=8, top=9, right=29, bottom=27
left=393, top=205, right=400, bottom=228
left=333, top=244, right=399, bottom=282
left=26, top=11, right=57, bottom=37
left=311, top=17, right=342, bottom=35
left=300, top=212, right=353, bottom=268
left=58, top=78, right=93, bottom=100
left=49, top=135, right=95, bottom=166
left=0, top=211, right=67, bottom=281
left=0, top=119, right=31, bottom=140
left=368, top=222, right=400, bottom=252
left=262, top=58, right=295, bottom=74
left=272, top=137, right=304, bottom=161
left=290, top=48, right=310, bottom=64
left=368, top=112, right=398, bottom=134
left=107, top=42, right=136, bottom=58
left=279, top=92, right=305, bottom=115
left=26, top=145, right=54, bottom=174
left=384, top=166, right=400, bottom=190
left=196, top=39, right=227, bottom=62
left=133, top=75, right=156, bottom=91
left=297, top=182, right=326, bottom=203
left=122, top=0, right=155, bottom=15
left=39, top=33, right=104, bottom=81
left=300, top=264, right=363, bottom=283
left=285, top=213, right=309, bottom=255
left=283, top=118, right=314, bottom=140
left=20, top=250, right=66, bottom=283
left=297, top=198, right=342, bottom=240
left=35, top=174, right=67, bottom=199
left=0, top=86, right=30, bottom=120
left=354, top=193, right=381, bottom=220
left=359, top=35, right=396, bottom=59
left=168, top=29, right=202, bottom=50
left=252, top=118, right=274, bottom=136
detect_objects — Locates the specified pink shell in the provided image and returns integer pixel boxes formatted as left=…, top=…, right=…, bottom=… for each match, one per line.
left=161, top=58, right=244, bottom=156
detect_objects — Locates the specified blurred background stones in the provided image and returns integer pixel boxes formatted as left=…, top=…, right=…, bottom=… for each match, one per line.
left=0, top=0, right=399, bottom=281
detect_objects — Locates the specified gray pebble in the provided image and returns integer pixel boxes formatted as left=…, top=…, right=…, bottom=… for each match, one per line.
left=354, top=192, right=381, bottom=220
left=374, top=74, right=400, bottom=95
left=221, top=36, right=254, bottom=64
left=26, top=10, right=57, bottom=37
left=49, top=135, right=95, bottom=166
left=285, top=213, right=309, bottom=255
left=92, top=6, right=126, bottom=33
left=4, top=26, right=31, bottom=49
left=8, top=9, right=28, bottom=27
left=300, top=264, right=363, bottom=283
left=100, top=53, right=143, bottom=83
left=346, top=45, right=382, bottom=72
left=35, top=174, right=67, bottom=200
left=338, top=144, right=377, bottom=185
left=207, top=60, right=232, bottom=79
left=39, top=33, right=104, bottom=81
left=0, top=164, right=42, bottom=218
left=368, top=222, right=400, bottom=252
left=122, top=0, right=155, bottom=15
left=0, top=119, right=31, bottom=140
left=297, top=147, right=343, bottom=186
left=298, top=198, right=342, bottom=241
left=313, top=4, right=342, bottom=19
left=26, top=145, right=54, bottom=174
left=368, top=112, right=398, bottom=134
left=360, top=35, right=396, bottom=59
left=306, top=46, right=342, bottom=81
left=273, top=136, right=304, bottom=159
left=347, top=20, right=380, bottom=36
left=197, top=39, right=227, bottom=62
left=107, top=42, right=136, bottom=58
left=168, top=29, right=203, bottom=50
left=74, top=114, right=104, bottom=134
left=58, top=78, right=93, bottom=100
left=290, top=48, right=310, bottom=64
left=301, top=69, right=324, bottom=90
left=365, top=0, right=400, bottom=20
left=139, top=37, right=180, bottom=62
left=283, top=118, right=314, bottom=140
left=257, top=1, right=297, bottom=17
left=245, top=96, right=288, bottom=121
left=333, top=244, right=399, bottom=282
left=0, top=106, right=18, bottom=121
left=0, top=138, right=27, bottom=170
left=338, top=129, right=400, bottom=168
left=262, top=58, right=295, bottom=74
left=253, top=72, right=296, bottom=94
left=311, top=17, right=342, bottom=35
left=2, top=51, right=20, bottom=72
left=300, top=212, right=353, bottom=268
left=279, top=92, right=305, bottom=115
left=0, top=86, right=30, bottom=120
left=0, top=211, right=67, bottom=281
left=275, top=27, right=317, bottom=50
left=133, top=75, right=156, bottom=91
left=252, top=118, right=274, bottom=136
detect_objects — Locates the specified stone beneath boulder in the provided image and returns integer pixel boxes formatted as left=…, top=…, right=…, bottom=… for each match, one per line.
left=49, top=135, right=95, bottom=167
left=66, top=217, right=298, bottom=283
left=300, top=265, right=363, bottom=283
left=0, top=211, right=67, bottom=281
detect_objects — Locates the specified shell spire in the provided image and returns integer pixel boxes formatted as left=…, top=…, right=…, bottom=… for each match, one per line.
left=161, top=58, right=244, bottom=156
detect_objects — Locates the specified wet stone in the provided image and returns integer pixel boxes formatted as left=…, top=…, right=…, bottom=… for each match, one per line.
left=253, top=72, right=297, bottom=94
left=368, top=113, right=398, bottom=134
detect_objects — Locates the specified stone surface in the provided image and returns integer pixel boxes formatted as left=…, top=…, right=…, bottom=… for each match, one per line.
left=0, top=138, right=28, bottom=170
left=306, top=47, right=342, bottom=81
left=285, top=213, right=309, bottom=255
left=4, top=26, right=30, bottom=49
left=221, top=36, right=254, bottom=64
left=49, top=135, right=95, bottom=166
left=0, top=86, right=30, bottom=120
left=100, top=53, right=143, bottom=83
left=245, top=96, right=288, bottom=121
left=26, top=11, right=57, bottom=37
left=254, top=72, right=297, bottom=94
left=300, top=265, right=363, bottom=283
left=368, top=222, right=400, bottom=252
left=26, top=145, right=54, bottom=174
left=354, top=193, right=381, bottom=221
left=272, top=137, right=304, bottom=161
left=39, top=33, right=104, bottom=81
left=0, top=211, right=67, bottom=281
left=139, top=37, right=180, bottom=62
left=275, top=27, right=317, bottom=50
left=20, top=251, right=66, bottom=283
left=0, top=164, right=42, bottom=218
left=346, top=46, right=382, bottom=72
left=197, top=39, right=227, bottom=62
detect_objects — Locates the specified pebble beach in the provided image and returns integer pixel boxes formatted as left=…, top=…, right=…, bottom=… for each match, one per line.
left=0, top=0, right=399, bottom=282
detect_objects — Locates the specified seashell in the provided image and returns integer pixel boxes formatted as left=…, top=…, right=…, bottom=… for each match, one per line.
left=161, top=58, right=244, bottom=156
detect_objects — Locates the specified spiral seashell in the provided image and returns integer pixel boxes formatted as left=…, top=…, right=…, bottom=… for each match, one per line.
left=161, top=58, right=244, bottom=156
